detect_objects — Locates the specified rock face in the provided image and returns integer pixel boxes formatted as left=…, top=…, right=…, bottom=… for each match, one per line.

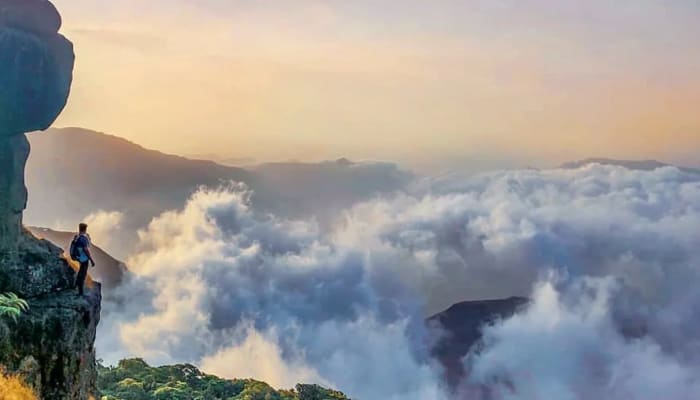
left=0, top=0, right=74, bottom=250
left=0, top=0, right=73, bottom=136
left=27, top=227, right=128, bottom=291
left=428, top=297, right=529, bottom=386
left=0, top=134, right=29, bottom=250
left=0, top=233, right=101, bottom=399
left=0, top=1, right=100, bottom=399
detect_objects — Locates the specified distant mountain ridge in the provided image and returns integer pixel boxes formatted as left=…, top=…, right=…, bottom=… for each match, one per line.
left=251, top=157, right=412, bottom=221
left=26, top=127, right=412, bottom=256
left=561, top=158, right=700, bottom=174
left=27, top=127, right=256, bottom=223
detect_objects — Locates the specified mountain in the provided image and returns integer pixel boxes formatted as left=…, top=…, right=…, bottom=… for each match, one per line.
left=561, top=158, right=700, bottom=174
left=251, top=158, right=413, bottom=222
left=26, top=127, right=256, bottom=233
left=428, top=297, right=529, bottom=386
left=186, top=153, right=257, bottom=167
left=26, top=128, right=412, bottom=255
left=98, top=358, right=349, bottom=400
left=26, top=127, right=262, bottom=256
left=27, top=227, right=127, bottom=290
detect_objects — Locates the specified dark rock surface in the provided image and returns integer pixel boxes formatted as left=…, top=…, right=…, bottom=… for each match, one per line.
left=0, top=0, right=74, bottom=250
left=0, top=134, right=29, bottom=249
left=28, top=227, right=128, bottom=291
left=0, top=1, right=100, bottom=399
left=428, top=297, right=529, bottom=386
left=0, top=0, right=62, bottom=35
left=0, top=230, right=101, bottom=399
left=0, top=0, right=73, bottom=137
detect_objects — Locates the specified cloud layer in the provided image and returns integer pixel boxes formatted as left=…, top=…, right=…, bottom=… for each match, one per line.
left=467, top=278, right=700, bottom=400
left=98, top=164, right=700, bottom=399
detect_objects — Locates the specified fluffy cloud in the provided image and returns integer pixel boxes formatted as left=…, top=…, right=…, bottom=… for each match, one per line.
left=467, top=279, right=700, bottom=400
left=101, top=185, right=447, bottom=399
left=84, top=210, right=124, bottom=249
left=200, top=326, right=324, bottom=389
left=98, top=164, right=700, bottom=399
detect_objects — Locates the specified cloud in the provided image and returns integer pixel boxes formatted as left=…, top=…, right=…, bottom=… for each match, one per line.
left=467, top=278, right=700, bottom=400
left=97, top=164, right=700, bottom=399
left=84, top=210, right=124, bottom=249
left=102, top=186, right=447, bottom=398
left=200, top=325, right=324, bottom=389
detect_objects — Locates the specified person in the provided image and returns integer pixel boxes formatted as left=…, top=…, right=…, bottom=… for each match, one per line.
left=72, top=223, right=95, bottom=296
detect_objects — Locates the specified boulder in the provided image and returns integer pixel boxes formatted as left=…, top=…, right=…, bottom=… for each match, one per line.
left=0, top=0, right=74, bottom=248
left=0, top=24, right=74, bottom=136
left=0, top=2, right=100, bottom=399
left=0, top=0, right=62, bottom=35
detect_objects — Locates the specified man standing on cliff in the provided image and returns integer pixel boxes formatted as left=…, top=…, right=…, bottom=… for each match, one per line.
left=71, top=223, right=95, bottom=296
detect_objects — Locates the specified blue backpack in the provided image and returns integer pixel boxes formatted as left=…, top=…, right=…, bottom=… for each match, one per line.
left=69, top=235, right=81, bottom=261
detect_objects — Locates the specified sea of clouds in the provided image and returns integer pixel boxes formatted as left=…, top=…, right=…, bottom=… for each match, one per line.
left=96, top=164, right=700, bottom=399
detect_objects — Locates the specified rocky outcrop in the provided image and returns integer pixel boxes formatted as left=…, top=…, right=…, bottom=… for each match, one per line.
left=0, top=232, right=101, bottom=399
left=28, top=227, right=128, bottom=291
left=0, top=1, right=100, bottom=399
left=428, top=297, right=529, bottom=386
left=0, top=0, right=73, bottom=135
left=0, top=0, right=74, bottom=250
left=0, top=134, right=29, bottom=250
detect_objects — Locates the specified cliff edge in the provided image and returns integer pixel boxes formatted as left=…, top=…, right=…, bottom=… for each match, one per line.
left=0, top=1, right=101, bottom=398
left=0, top=232, right=101, bottom=399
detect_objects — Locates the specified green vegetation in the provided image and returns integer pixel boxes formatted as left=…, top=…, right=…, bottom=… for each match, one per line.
left=98, top=359, right=350, bottom=400
left=0, top=292, right=28, bottom=322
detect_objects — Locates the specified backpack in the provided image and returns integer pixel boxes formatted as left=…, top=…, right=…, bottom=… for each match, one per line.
left=69, top=235, right=81, bottom=261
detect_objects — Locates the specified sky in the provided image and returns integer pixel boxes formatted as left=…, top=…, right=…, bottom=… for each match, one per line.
left=51, top=0, right=700, bottom=171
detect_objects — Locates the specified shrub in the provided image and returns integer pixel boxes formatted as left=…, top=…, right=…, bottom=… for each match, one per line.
left=0, top=368, right=37, bottom=400
left=0, top=293, right=28, bottom=322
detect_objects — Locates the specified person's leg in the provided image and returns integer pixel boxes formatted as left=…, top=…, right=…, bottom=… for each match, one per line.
left=75, top=261, right=88, bottom=295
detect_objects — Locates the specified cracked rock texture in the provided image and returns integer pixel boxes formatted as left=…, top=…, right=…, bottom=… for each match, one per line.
left=0, top=1, right=100, bottom=399
left=0, top=0, right=74, bottom=251
left=0, top=232, right=101, bottom=399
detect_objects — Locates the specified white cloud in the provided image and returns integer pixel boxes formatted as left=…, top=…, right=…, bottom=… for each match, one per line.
left=200, top=326, right=324, bottom=389
left=97, top=164, right=700, bottom=399
left=84, top=210, right=124, bottom=249
left=467, top=279, right=700, bottom=400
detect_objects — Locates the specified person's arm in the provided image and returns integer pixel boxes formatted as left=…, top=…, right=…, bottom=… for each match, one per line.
left=85, top=247, right=95, bottom=267
left=80, top=236, right=96, bottom=267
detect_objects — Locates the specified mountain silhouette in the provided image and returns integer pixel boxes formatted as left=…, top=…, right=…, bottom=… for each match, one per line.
left=26, top=127, right=412, bottom=255
left=561, top=158, right=700, bottom=174
left=26, top=127, right=256, bottom=229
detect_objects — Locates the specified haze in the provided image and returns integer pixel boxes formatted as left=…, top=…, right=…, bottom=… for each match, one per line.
left=52, top=0, right=700, bottom=171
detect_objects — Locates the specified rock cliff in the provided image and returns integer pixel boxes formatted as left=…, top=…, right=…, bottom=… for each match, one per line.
left=0, top=235, right=101, bottom=399
left=428, top=297, right=529, bottom=386
left=0, top=0, right=73, bottom=250
left=0, top=1, right=100, bottom=399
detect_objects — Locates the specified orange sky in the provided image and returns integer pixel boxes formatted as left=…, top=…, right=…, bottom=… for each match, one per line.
left=51, top=0, right=700, bottom=170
